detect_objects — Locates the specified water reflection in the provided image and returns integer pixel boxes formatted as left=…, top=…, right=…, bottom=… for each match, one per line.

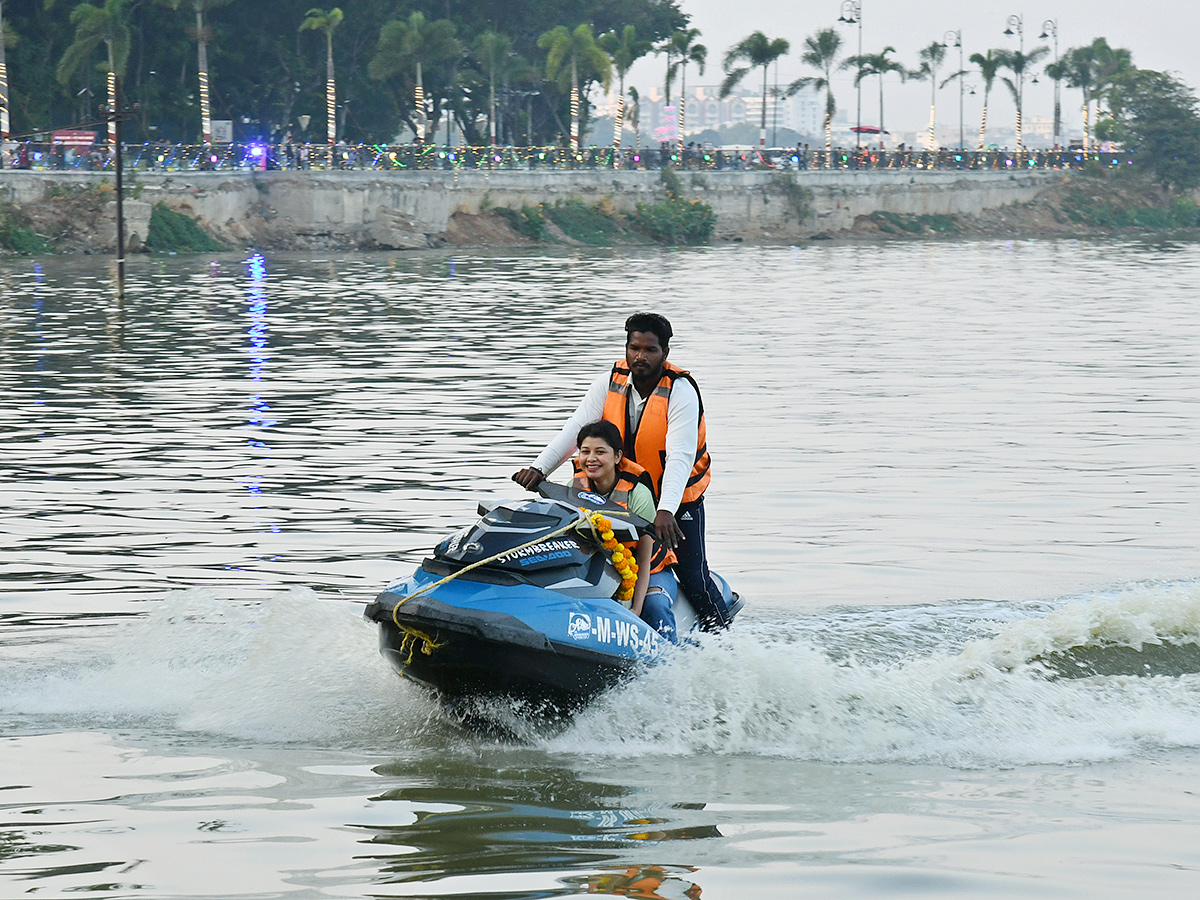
left=361, top=757, right=718, bottom=893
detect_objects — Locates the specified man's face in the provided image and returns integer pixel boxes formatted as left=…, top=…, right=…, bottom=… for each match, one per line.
left=626, top=331, right=667, bottom=381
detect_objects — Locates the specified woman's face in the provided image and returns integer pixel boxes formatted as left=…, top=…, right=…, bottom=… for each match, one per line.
left=578, top=436, right=620, bottom=486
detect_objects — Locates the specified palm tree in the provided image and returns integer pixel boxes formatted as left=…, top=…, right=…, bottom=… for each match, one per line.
left=369, top=11, right=460, bottom=143
left=787, top=28, right=841, bottom=162
left=598, top=25, right=651, bottom=153
left=538, top=24, right=611, bottom=150
left=1088, top=38, right=1133, bottom=145
left=162, top=1, right=235, bottom=144
left=57, top=0, right=132, bottom=145
left=300, top=7, right=343, bottom=148
left=909, top=41, right=947, bottom=150
left=471, top=30, right=514, bottom=147
left=721, top=31, right=790, bottom=151
left=666, top=28, right=705, bottom=154
left=997, top=45, right=1049, bottom=150
left=842, top=46, right=905, bottom=148
left=627, top=85, right=641, bottom=148
left=969, top=49, right=1003, bottom=149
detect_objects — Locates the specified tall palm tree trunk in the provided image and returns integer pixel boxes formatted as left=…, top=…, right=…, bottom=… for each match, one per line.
left=106, top=40, right=117, bottom=144
left=759, top=64, right=768, bottom=149
left=878, top=76, right=885, bottom=150
left=326, top=35, right=336, bottom=147
left=978, top=93, right=989, bottom=150
left=0, top=0, right=9, bottom=143
left=613, top=77, right=624, bottom=154
left=927, top=78, right=936, bottom=150
left=678, top=64, right=687, bottom=158
left=196, top=7, right=211, bottom=143
left=569, top=60, right=579, bottom=150
left=414, top=60, right=427, bottom=143
left=489, top=73, right=497, bottom=146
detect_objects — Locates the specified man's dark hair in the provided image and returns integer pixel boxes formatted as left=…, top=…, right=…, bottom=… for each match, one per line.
left=577, top=419, right=623, bottom=453
left=624, top=313, right=673, bottom=349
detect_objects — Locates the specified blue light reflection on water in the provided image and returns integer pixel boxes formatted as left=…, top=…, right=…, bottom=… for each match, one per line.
left=241, top=252, right=279, bottom=533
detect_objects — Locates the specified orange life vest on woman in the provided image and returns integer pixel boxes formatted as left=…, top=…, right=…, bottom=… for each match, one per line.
left=600, top=359, right=711, bottom=505
left=572, top=456, right=677, bottom=574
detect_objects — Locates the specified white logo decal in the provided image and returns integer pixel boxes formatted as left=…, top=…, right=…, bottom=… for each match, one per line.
left=577, top=491, right=607, bottom=505
left=567, top=613, right=591, bottom=640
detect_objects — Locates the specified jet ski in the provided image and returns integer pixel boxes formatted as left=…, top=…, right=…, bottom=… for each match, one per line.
left=363, top=481, right=742, bottom=713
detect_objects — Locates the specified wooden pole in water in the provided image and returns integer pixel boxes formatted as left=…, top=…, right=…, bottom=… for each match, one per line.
left=113, top=81, right=125, bottom=299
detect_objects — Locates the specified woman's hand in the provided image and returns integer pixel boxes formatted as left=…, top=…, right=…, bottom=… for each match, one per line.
left=631, top=535, right=654, bottom=617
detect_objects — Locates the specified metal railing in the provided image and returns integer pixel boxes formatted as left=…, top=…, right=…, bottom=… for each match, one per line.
left=2, top=141, right=1131, bottom=174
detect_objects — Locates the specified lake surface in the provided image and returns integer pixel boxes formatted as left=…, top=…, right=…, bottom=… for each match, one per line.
left=2, top=239, right=1199, bottom=898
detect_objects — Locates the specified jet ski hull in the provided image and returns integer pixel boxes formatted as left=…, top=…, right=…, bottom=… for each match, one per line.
left=364, top=572, right=667, bottom=710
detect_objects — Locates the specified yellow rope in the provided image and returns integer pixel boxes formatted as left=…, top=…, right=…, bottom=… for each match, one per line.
left=390, top=507, right=601, bottom=657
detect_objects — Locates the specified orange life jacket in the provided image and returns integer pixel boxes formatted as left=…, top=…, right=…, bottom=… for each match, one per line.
left=600, top=359, right=711, bottom=505
left=572, top=456, right=677, bottom=574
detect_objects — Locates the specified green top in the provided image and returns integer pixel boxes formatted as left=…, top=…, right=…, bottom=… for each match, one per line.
left=623, top=482, right=657, bottom=524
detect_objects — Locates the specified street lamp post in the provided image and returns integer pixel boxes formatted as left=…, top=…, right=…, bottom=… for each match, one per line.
left=1040, top=19, right=1059, bottom=148
left=944, top=29, right=963, bottom=149
left=838, top=0, right=863, bottom=150
left=1004, top=13, right=1024, bottom=151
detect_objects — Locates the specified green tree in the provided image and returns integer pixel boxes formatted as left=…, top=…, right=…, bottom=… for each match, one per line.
left=598, top=25, right=651, bottom=151
left=300, top=7, right=343, bottom=146
left=721, top=30, right=790, bottom=151
left=627, top=83, right=641, bottom=146
left=665, top=27, right=704, bottom=152
left=1104, top=67, right=1200, bottom=193
left=161, top=1, right=235, bottom=143
left=470, top=30, right=511, bottom=147
left=369, top=11, right=460, bottom=143
left=842, top=46, right=904, bottom=147
left=969, top=49, right=1003, bottom=149
left=908, top=41, right=946, bottom=150
left=538, top=23, right=610, bottom=149
left=788, top=28, right=840, bottom=160
left=57, top=0, right=132, bottom=143
left=996, top=45, right=1049, bottom=149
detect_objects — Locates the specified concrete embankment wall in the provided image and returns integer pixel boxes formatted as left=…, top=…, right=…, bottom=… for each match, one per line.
left=0, top=168, right=1062, bottom=250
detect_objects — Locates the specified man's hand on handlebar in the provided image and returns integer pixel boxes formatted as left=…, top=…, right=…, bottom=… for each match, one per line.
left=511, top=467, right=545, bottom=491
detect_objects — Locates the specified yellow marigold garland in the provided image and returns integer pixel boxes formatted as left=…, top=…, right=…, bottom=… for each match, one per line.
left=588, top=511, right=638, bottom=601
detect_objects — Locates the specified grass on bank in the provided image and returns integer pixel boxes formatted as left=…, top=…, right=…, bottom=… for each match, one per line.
left=490, top=169, right=717, bottom=247
left=145, top=202, right=227, bottom=252
left=0, top=207, right=49, bottom=254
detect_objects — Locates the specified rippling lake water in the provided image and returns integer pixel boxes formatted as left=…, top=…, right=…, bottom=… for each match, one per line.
left=2, top=239, right=1199, bottom=897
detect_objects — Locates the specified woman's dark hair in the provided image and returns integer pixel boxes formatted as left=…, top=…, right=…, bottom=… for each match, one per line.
left=576, top=420, right=623, bottom=454
left=624, top=312, right=673, bottom=349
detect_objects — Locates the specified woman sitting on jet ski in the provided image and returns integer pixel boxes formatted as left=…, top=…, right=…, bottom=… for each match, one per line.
left=572, top=420, right=678, bottom=642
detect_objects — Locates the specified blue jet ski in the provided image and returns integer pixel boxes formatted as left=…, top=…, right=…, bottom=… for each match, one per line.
left=363, top=482, right=742, bottom=712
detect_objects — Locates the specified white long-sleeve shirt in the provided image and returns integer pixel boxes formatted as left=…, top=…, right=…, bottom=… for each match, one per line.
left=532, top=369, right=701, bottom=515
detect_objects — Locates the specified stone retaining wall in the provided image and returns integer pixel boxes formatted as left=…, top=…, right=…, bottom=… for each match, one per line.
left=0, top=168, right=1063, bottom=250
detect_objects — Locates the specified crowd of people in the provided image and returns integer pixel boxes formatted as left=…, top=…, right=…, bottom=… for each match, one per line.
left=0, top=138, right=1128, bottom=174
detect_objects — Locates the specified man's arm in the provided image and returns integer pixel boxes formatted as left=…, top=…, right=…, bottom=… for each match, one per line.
left=512, top=371, right=610, bottom=491
left=653, top=378, right=700, bottom=548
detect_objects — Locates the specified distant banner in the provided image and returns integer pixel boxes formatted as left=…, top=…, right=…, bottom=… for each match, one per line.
left=654, top=105, right=679, bottom=143
left=51, top=130, right=97, bottom=147
left=211, top=120, right=233, bottom=143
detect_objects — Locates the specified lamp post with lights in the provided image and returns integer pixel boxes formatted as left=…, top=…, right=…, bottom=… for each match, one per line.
left=944, top=29, right=964, bottom=149
left=1003, top=13, right=1025, bottom=150
left=838, top=0, right=863, bottom=149
left=1040, top=19, right=1060, bottom=148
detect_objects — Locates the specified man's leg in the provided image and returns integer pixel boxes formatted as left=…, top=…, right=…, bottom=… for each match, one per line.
left=672, top=497, right=731, bottom=631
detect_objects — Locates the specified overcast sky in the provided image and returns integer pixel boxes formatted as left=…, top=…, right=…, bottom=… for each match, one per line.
left=624, top=0, right=1200, bottom=138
